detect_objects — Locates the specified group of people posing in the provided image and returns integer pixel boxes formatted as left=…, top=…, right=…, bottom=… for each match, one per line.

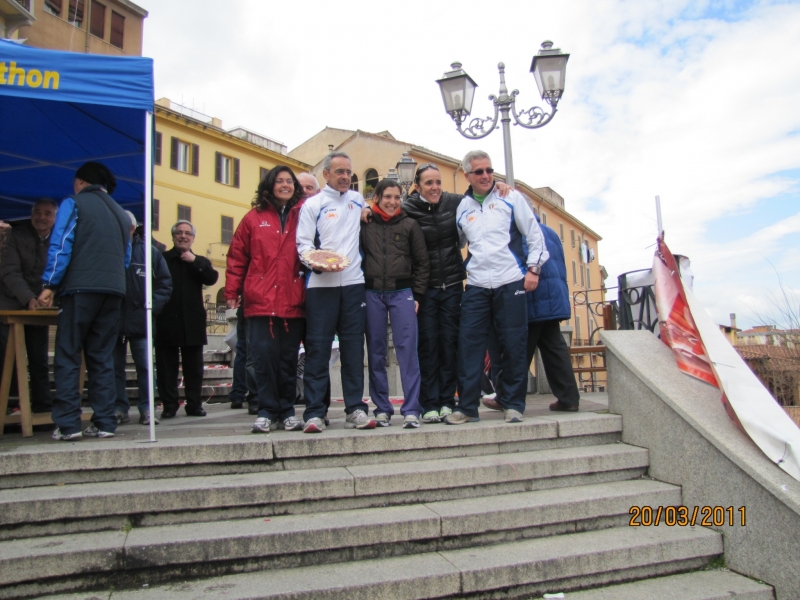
left=224, top=149, right=581, bottom=435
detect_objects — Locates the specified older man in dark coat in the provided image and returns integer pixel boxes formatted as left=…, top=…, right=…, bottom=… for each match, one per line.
left=0, top=200, right=57, bottom=413
left=156, top=220, right=219, bottom=418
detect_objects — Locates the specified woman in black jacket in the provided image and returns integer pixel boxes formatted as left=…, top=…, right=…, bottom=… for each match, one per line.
left=402, top=165, right=509, bottom=423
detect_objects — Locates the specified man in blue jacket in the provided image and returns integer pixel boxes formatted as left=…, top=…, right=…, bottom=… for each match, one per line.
left=38, top=162, right=132, bottom=440
left=114, top=211, right=173, bottom=426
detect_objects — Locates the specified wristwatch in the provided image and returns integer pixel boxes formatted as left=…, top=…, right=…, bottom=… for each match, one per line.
left=528, top=265, right=541, bottom=275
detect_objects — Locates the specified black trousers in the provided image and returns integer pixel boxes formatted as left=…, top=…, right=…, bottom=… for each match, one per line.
left=0, top=322, right=53, bottom=413
left=155, top=344, right=204, bottom=411
left=417, top=285, right=462, bottom=413
left=51, top=293, right=121, bottom=435
left=230, top=305, right=256, bottom=406
left=526, top=320, right=580, bottom=407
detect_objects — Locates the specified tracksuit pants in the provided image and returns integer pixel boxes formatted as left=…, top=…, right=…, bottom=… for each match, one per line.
left=0, top=322, right=53, bottom=413
left=526, top=320, right=580, bottom=407
left=230, top=305, right=256, bottom=407
left=52, top=293, right=122, bottom=435
left=114, top=336, right=152, bottom=416
left=365, top=289, right=421, bottom=418
left=247, top=316, right=304, bottom=422
left=457, top=280, right=528, bottom=417
left=303, top=284, right=369, bottom=421
left=155, top=344, right=204, bottom=412
left=417, top=285, right=461, bottom=414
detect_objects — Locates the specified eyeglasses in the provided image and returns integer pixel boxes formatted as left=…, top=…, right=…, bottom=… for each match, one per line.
left=416, top=163, right=438, bottom=174
left=468, top=168, right=494, bottom=176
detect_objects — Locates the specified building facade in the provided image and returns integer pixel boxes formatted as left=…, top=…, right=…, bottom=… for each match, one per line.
left=2, top=0, right=147, bottom=56
left=289, top=127, right=606, bottom=346
left=153, top=98, right=311, bottom=306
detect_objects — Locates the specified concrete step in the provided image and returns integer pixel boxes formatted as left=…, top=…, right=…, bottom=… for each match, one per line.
left=30, top=525, right=724, bottom=600
left=0, top=480, right=680, bottom=592
left=0, top=413, right=623, bottom=489
left=563, top=570, right=774, bottom=599
left=0, top=443, right=648, bottom=537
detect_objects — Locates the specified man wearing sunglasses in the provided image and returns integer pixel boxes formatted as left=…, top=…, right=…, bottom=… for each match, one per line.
left=447, top=150, right=549, bottom=426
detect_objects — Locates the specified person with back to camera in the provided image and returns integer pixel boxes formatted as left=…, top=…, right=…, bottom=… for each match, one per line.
left=225, top=166, right=307, bottom=434
left=360, top=178, right=429, bottom=428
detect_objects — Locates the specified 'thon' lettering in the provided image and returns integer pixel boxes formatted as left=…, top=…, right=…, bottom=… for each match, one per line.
left=0, top=62, right=60, bottom=89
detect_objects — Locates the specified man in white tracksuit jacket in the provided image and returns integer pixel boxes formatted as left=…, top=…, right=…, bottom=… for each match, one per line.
left=296, top=152, right=376, bottom=433
left=446, top=150, right=549, bottom=425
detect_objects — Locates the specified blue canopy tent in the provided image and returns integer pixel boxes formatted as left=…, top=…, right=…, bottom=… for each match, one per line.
left=0, top=39, right=158, bottom=440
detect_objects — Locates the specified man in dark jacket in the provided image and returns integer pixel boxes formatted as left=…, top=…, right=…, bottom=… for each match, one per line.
left=38, top=162, right=132, bottom=441
left=0, top=199, right=57, bottom=413
left=156, top=220, right=219, bottom=419
left=114, top=211, right=173, bottom=426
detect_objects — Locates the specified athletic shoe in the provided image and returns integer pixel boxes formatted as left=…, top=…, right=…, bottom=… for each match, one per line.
left=83, top=425, right=115, bottom=438
left=439, top=406, right=453, bottom=419
left=303, top=417, right=326, bottom=434
left=52, top=428, right=82, bottom=441
left=247, top=404, right=258, bottom=415
left=422, top=410, right=441, bottom=424
left=375, top=413, right=391, bottom=427
left=549, top=401, right=579, bottom=412
left=116, top=412, right=130, bottom=424
left=345, top=409, right=377, bottom=430
left=444, top=411, right=480, bottom=425
left=185, top=406, right=207, bottom=417
left=282, top=416, right=304, bottom=431
left=323, top=416, right=331, bottom=426
left=252, top=417, right=272, bottom=434
left=504, top=409, right=524, bottom=423
left=160, top=408, right=177, bottom=419
left=403, top=415, right=420, bottom=429
left=139, top=412, right=160, bottom=425
left=230, top=400, right=244, bottom=409
left=481, top=394, right=503, bottom=411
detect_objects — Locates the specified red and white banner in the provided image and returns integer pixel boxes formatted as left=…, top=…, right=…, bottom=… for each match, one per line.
left=653, top=237, right=800, bottom=481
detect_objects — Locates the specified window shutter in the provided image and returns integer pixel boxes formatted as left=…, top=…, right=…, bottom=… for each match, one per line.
left=191, top=144, right=199, bottom=176
left=170, top=136, right=178, bottom=170
left=110, top=11, right=124, bottom=48
left=233, top=158, right=240, bottom=188
left=154, top=132, right=162, bottom=166
left=214, top=152, right=221, bottom=183
left=259, top=167, right=268, bottom=181
left=89, top=1, right=105, bottom=38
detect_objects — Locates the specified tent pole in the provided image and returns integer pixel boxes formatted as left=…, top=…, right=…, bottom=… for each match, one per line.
left=144, top=110, right=157, bottom=443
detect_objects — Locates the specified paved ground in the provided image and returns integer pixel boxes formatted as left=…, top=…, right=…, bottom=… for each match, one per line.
left=0, top=393, right=609, bottom=449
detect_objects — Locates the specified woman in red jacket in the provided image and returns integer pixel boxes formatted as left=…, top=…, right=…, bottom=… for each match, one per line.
left=225, top=166, right=307, bottom=433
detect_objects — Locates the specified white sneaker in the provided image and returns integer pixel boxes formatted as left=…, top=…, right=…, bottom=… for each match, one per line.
left=403, top=415, right=420, bottom=429
left=252, top=417, right=272, bottom=434
left=504, top=409, right=524, bottom=423
left=345, top=409, right=377, bottom=430
left=83, top=425, right=115, bottom=438
left=52, top=428, right=82, bottom=441
left=303, top=417, right=326, bottom=433
left=422, top=410, right=441, bottom=424
left=282, top=416, right=304, bottom=431
left=375, top=413, right=391, bottom=427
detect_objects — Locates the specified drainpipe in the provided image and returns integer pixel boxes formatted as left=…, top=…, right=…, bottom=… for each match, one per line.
left=453, top=163, right=462, bottom=193
left=84, top=0, right=91, bottom=53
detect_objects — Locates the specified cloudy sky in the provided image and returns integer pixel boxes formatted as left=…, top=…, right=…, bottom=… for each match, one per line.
left=142, top=0, right=800, bottom=330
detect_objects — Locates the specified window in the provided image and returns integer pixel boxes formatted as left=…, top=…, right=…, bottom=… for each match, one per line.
left=576, top=316, right=582, bottom=343
left=572, top=260, right=577, bottom=285
left=177, top=204, right=191, bottom=223
left=541, top=212, right=547, bottom=226
left=259, top=167, right=269, bottom=182
left=152, top=199, right=160, bottom=231
left=154, top=131, right=162, bottom=165
left=44, top=0, right=62, bottom=16
left=570, top=229, right=575, bottom=248
left=68, top=0, right=84, bottom=26
left=221, top=216, right=234, bottom=245
left=559, top=223, right=564, bottom=242
left=89, top=1, right=105, bottom=37
left=350, top=174, right=359, bottom=192
left=580, top=262, right=585, bottom=287
left=170, top=137, right=199, bottom=175
left=586, top=266, right=591, bottom=289
left=364, top=168, right=379, bottom=198
left=215, top=152, right=240, bottom=187
left=110, top=11, right=124, bottom=48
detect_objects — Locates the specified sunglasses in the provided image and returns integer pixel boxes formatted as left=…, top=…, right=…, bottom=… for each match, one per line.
left=469, top=168, right=494, bottom=176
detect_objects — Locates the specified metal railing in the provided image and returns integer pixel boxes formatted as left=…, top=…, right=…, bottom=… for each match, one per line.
left=12, top=0, right=31, bottom=11
left=204, top=302, right=229, bottom=334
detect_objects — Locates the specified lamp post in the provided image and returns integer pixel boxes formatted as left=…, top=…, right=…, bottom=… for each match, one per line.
left=436, top=40, right=569, bottom=186
left=385, top=168, right=399, bottom=182
left=396, top=152, right=417, bottom=196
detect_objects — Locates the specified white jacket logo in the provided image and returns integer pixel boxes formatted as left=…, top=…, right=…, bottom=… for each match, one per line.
left=515, top=290, right=525, bottom=295
left=259, top=221, right=270, bottom=227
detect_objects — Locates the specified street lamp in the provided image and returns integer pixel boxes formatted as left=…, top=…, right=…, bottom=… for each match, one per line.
left=436, top=40, right=569, bottom=185
left=396, top=152, right=417, bottom=196
left=385, top=168, right=399, bottom=182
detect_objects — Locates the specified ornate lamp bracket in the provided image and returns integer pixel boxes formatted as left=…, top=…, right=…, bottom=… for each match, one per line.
left=450, top=101, right=500, bottom=140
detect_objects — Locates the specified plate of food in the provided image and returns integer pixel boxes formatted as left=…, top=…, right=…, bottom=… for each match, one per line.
left=302, top=249, right=351, bottom=270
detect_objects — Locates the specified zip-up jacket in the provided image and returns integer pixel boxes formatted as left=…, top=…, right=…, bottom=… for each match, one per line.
left=402, top=191, right=465, bottom=289
left=296, top=185, right=365, bottom=289
left=360, top=209, right=429, bottom=302
left=527, top=217, right=571, bottom=322
left=456, top=186, right=549, bottom=289
left=119, top=234, right=173, bottom=338
left=0, top=220, right=50, bottom=310
left=225, top=200, right=306, bottom=319
left=42, top=185, right=132, bottom=295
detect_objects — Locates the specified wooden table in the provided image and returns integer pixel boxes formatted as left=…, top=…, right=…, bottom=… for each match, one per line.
left=0, top=310, right=89, bottom=437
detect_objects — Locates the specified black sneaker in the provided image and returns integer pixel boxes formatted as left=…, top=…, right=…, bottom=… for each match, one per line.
left=160, top=408, right=178, bottom=419
left=185, top=406, right=207, bottom=417
left=230, top=400, right=244, bottom=409
left=247, top=404, right=258, bottom=415
left=116, top=412, right=131, bottom=424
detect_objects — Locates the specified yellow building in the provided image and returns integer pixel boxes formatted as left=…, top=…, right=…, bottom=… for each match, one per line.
left=2, top=0, right=147, bottom=56
left=153, top=98, right=311, bottom=305
left=289, top=127, right=606, bottom=346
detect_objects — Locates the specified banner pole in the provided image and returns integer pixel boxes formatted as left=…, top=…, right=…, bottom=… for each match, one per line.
left=655, top=195, right=663, bottom=239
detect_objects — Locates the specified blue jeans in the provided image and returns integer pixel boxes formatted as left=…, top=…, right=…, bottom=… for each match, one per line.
left=457, top=280, right=528, bottom=417
left=114, top=336, right=152, bottom=416
left=230, top=305, right=256, bottom=406
left=417, top=285, right=461, bottom=413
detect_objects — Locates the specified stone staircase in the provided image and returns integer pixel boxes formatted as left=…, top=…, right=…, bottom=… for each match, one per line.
left=0, top=408, right=774, bottom=599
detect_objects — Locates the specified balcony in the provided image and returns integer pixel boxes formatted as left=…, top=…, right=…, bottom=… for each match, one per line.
left=1, top=0, right=36, bottom=38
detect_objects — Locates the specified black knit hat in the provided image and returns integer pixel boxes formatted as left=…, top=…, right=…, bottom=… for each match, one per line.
left=75, top=162, right=117, bottom=194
